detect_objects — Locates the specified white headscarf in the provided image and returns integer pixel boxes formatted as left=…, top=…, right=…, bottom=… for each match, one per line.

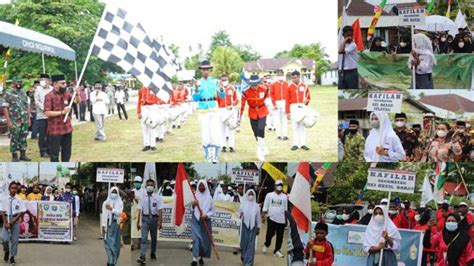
left=363, top=205, right=401, bottom=253
left=102, top=186, right=123, bottom=226
left=213, top=183, right=223, bottom=201
left=43, top=186, right=54, bottom=201
left=364, top=112, right=398, bottom=161
left=411, top=33, right=437, bottom=65
left=194, top=180, right=213, bottom=220
left=239, top=189, right=260, bottom=230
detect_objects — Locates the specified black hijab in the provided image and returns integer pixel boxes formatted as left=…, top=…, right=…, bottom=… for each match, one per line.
left=443, top=213, right=470, bottom=266
left=370, top=37, right=386, bottom=52
left=359, top=204, right=375, bottom=225
left=418, top=208, right=431, bottom=225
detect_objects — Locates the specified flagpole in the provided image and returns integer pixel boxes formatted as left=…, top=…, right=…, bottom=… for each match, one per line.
left=411, top=25, right=416, bottom=90
left=454, top=162, right=470, bottom=195
left=64, top=7, right=107, bottom=123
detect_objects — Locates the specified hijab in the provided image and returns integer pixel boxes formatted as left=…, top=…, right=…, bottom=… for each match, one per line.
left=194, top=180, right=213, bottom=220
left=443, top=213, right=470, bottom=266
left=411, top=33, right=437, bottom=65
left=419, top=208, right=431, bottom=225
left=359, top=205, right=375, bottom=225
left=43, top=186, right=54, bottom=201
left=363, top=205, right=402, bottom=252
left=364, top=112, right=398, bottom=161
left=370, top=37, right=386, bottom=52
left=239, top=189, right=260, bottom=230
left=102, top=186, right=123, bottom=226
left=212, top=183, right=223, bottom=201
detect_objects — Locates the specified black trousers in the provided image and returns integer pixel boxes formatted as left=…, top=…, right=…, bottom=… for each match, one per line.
left=79, top=102, right=87, bottom=121
left=37, top=119, right=49, bottom=155
left=264, top=218, right=285, bottom=253
left=250, top=117, right=266, bottom=139
left=72, top=102, right=79, bottom=119
left=117, top=103, right=128, bottom=120
left=338, top=68, right=359, bottom=89
left=48, top=133, right=72, bottom=162
left=87, top=100, right=95, bottom=122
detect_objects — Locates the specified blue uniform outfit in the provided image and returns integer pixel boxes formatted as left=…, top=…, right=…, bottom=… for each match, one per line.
left=138, top=193, right=163, bottom=259
left=2, top=195, right=25, bottom=261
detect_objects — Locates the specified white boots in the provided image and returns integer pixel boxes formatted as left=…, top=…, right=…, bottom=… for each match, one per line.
left=256, top=137, right=268, bottom=161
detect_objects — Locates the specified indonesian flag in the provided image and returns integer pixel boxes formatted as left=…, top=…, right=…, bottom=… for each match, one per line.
left=289, top=162, right=311, bottom=235
left=352, top=19, right=364, bottom=51
left=171, top=163, right=195, bottom=235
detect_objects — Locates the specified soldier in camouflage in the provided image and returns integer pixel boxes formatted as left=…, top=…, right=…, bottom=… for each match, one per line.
left=393, top=113, right=419, bottom=162
left=343, top=120, right=365, bottom=161
left=2, top=77, right=31, bottom=161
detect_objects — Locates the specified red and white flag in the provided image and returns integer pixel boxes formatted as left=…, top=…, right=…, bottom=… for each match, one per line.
left=289, top=162, right=312, bottom=235
left=172, top=163, right=195, bottom=235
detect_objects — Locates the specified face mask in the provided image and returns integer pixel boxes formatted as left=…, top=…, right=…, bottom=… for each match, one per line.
left=110, top=193, right=118, bottom=200
left=459, top=42, right=465, bottom=48
left=336, top=215, right=343, bottom=220
left=395, top=121, right=405, bottom=128
left=342, top=214, right=350, bottom=221
left=277, top=76, right=285, bottom=81
left=248, top=195, right=255, bottom=201
left=65, top=188, right=71, bottom=193
left=415, top=214, right=421, bottom=222
left=367, top=209, right=374, bottom=215
left=146, top=186, right=154, bottom=193
left=134, top=183, right=141, bottom=189
left=441, top=37, right=447, bottom=42
left=388, top=210, right=397, bottom=215
left=221, top=81, right=229, bottom=87
left=40, top=80, right=46, bottom=87
left=445, top=222, right=458, bottom=232
left=437, top=130, right=447, bottom=138
left=72, top=191, right=77, bottom=195
left=400, top=42, right=407, bottom=48
left=370, top=120, right=380, bottom=129
left=349, top=129, right=358, bottom=134
left=374, top=215, right=384, bottom=224
left=276, top=186, right=283, bottom=192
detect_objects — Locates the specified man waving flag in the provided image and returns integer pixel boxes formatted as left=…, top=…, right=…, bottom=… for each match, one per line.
left=172, top=163, right=195, bottom=234
left=289, top=162, right=312, bottom=238
left=89, top=5, right=176, bottom=101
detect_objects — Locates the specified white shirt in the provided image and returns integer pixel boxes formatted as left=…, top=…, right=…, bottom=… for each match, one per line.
left=34, top=85, right=53, bottom=120
left=138, top=193, right=164, bottom=216
left=90, top=90, right=110, bottom=115
left=132, top=188, right=146, bottom=203
left=338, top=42, right=358, bottom=70
left=74, top=195, right=80, bottom=217
left=263, top=191, right=288, bottom=224
left=115, top=90, right=126, bottom=104
left=1, top=195, right=26, bottom=217
left=408, top=53, right=434, bottom=74
left=364, top=134, right=406, bottom=162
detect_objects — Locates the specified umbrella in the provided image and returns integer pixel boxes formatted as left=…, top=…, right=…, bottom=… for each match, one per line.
left=415, top=15, right=459, bottom=37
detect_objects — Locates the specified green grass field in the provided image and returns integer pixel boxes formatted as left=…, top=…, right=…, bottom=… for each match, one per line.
left=1, top=86, right=337, bottom=162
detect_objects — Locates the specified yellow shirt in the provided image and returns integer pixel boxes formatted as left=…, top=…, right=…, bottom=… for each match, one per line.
left=17, top=193, right=26, bottom=200
left=26, top=193, right=42, bottom=201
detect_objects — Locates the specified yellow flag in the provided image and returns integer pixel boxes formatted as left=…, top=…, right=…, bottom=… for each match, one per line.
left=262, top=162, right=288, bottom=192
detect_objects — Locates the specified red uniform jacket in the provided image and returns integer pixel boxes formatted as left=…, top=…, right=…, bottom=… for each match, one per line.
left=137, top=87, right=163, bottom=114
left=304, top=239, right=334, bottom=266
left=270, top=81, right=289, bottom=106
left=240, top=85, right=269, bottom=120
left=415, top=224, right=437, bottom=253
left=391, top=212, right=409, bottom=229
left=171, top=89, right=186, bottom=106
left=286, top=82, right=311, bottom=114
left=405, top=209, right=417, bottom=229
left=217, top=86, right=238, bottom=108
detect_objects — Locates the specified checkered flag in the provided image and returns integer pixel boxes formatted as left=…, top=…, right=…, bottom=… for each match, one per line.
left=90, top=6, right=176, bottom=101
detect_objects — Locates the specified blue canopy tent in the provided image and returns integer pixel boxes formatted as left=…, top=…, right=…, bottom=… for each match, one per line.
left=0, top=20, right=77, bottom=79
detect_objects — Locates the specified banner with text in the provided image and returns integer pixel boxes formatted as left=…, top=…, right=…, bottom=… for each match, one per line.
left=367, top=168, right=416, bottom=194
left=96, top=168, right=125, bottom=183
left=367, top=91, right=403, bottom=113
left=301, top=223, right=423, bottom=266
left=231, top=169, right=260, bottom=185
left=398, top=5, right=426, bottom=26
left=19, top=201, right=73, bottom=242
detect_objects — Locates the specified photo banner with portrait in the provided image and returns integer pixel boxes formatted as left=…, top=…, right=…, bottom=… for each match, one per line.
left=18, top=201, right=73, bottom=242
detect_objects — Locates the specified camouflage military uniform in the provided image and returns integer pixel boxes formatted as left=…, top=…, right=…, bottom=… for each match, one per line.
left=343, top=132, right=365, bottom=161
left=395, top=127, right=419, bottom=161
left=2, top=88, right=29, bottom=153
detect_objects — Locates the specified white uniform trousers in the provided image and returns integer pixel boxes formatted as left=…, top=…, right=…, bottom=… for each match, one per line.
left=140, top=105, right=157, bottom=147
left=290, top=104, right=307, bottom=147
left=273, top=100, right=288, bottom=138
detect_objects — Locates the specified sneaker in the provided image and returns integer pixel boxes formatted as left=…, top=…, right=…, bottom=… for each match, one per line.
left=150, top=147, right=157, bottom=151
left=9, top=257, right=15, bottom=265
left=158, top=138, right=164, bottom=143
left=142, top=146, right=150, bottom=152
left=290, top=145, right=298, bottom=151
left=301, top=145, right=310, bottom=151
left=283, top=136, right=289, bottom=140
left=199, top=258, right=204, bottom=265
left=136, top=257, right=146, bottom=264
left=177, top=125, right=181, bottom=129
left=274, top=251, right=284, bottom=258
left=190, top=262, right=197, bottom=266
left=229, top=147, right=235, bottom=153
left=262, top=246, right=268, bottom=254
left=150, top=253, right=157, bottom=260
left=4, top=251, right=9, bottom=262
left=277, top=136, right=282, bottom=140
left=221, top=147, right=227, bottom=153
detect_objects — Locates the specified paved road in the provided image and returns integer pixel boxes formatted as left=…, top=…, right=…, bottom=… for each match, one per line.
left=130, top=223, right=288, bottom=266
left=2, top=214, right=131, bottom=265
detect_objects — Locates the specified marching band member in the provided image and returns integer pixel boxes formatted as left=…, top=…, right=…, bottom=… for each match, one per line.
left=287, top=71, right=311, bottom=151
left=137, top=86, right=160, bottom=152
left=270, top=69, right=289, bottom=141
left=263, top=75, right=275, bottom=132
left=217, top=74, right=239, bottom=153
left=171, top=83, right=187, bottom=129
left=192, top=60, right=226, bottom=163
left=241, top=74, right=270, bottom=161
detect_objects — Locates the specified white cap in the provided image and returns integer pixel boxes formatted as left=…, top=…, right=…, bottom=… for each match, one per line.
left=227, top=186, right=233, bottom=190
left=170, top=180, right=176, bottom=185
left=380, top=198, right=389, bottom=204
left=443, top=199, right=449, bottom=204
left=219, top=181, right=224, bottom=185
left=275, top=180, right=283, bottom=185
left=459, top=202, right=468, bottom=207
left=134, top=176, right=142, bottom=182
